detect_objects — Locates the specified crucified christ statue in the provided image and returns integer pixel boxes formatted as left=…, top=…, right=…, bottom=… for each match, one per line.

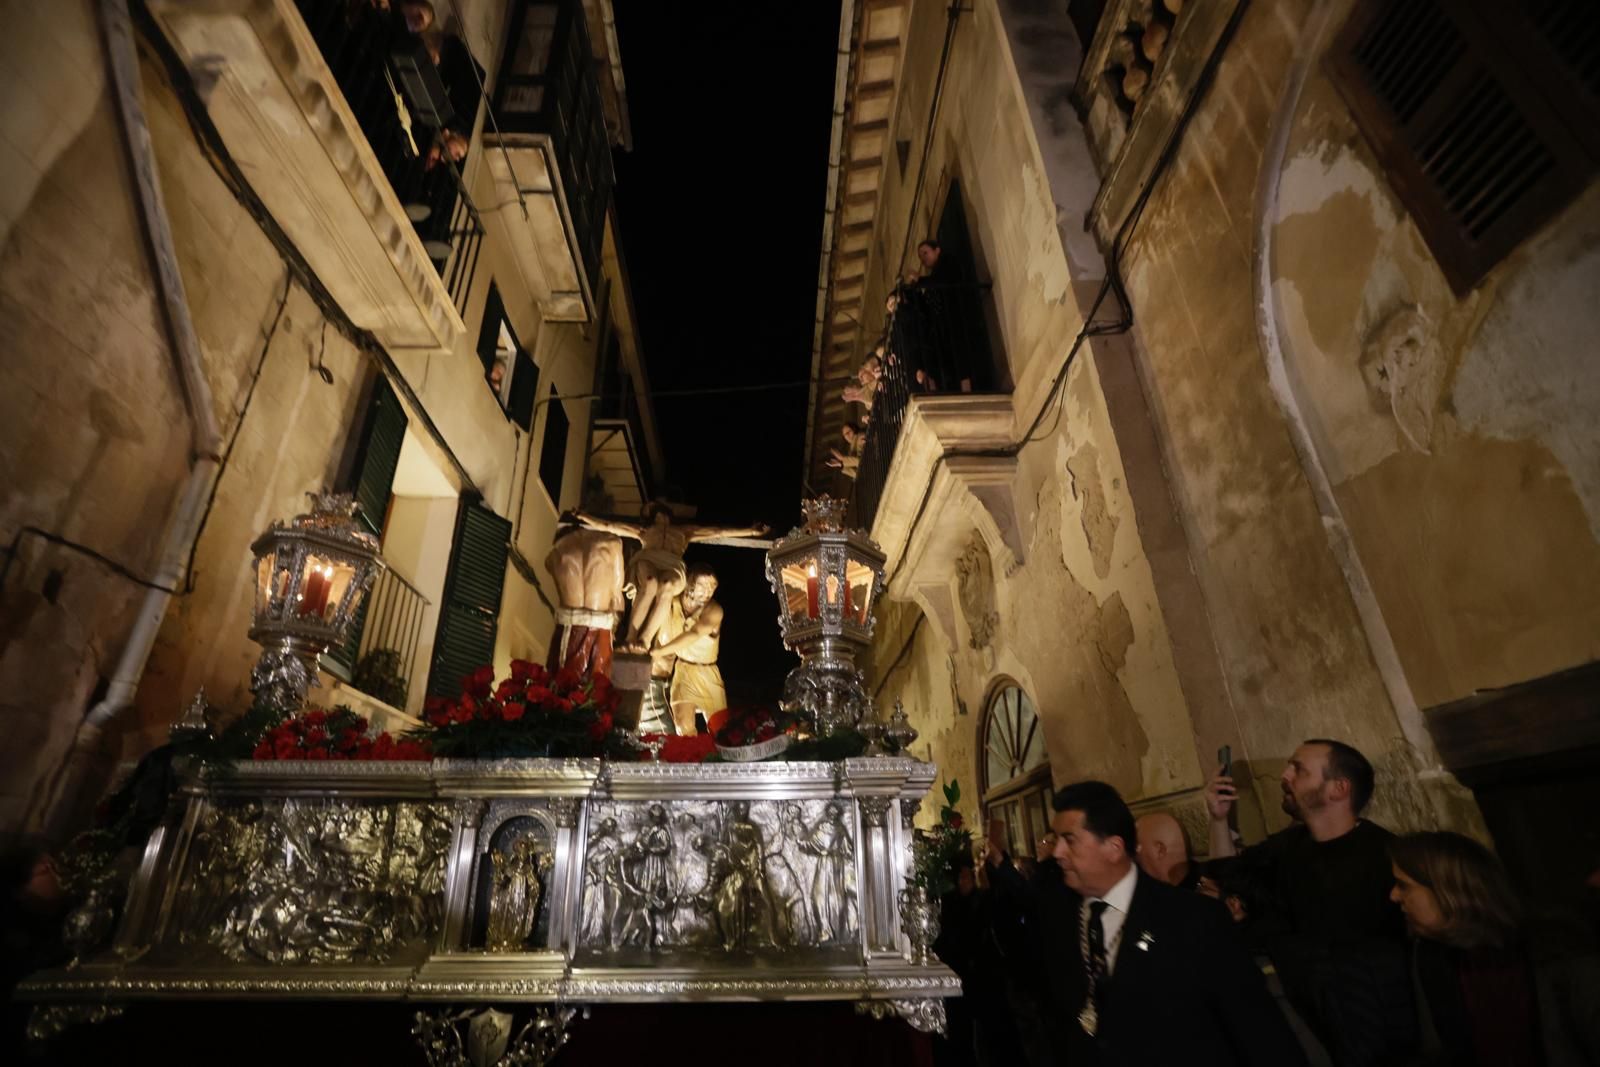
left=574, top=503, right=769, bottom=654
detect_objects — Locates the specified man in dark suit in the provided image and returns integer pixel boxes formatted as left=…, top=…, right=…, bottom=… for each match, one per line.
left=1037, top=780, right=1307, bottom=1067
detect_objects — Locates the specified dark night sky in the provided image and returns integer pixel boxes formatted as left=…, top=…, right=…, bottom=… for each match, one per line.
left=609, top=2, right=841, bottom=704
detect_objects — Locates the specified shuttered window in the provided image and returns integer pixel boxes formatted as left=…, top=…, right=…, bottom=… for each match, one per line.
left=426, top=498, right=511, bottom=698
left=345, top=374, right=408, bottom=539
left=328, top=374, right=408, bottom=677
left=1328, top=0, right=1599, bottom=293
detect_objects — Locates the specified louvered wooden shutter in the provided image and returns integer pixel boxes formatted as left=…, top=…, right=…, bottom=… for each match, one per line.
left=1328, top=0, right=1599, bottom=293
left=329, top=374, right=408, bottom=676
left=426, top=498, right=511, bottom=698
left=346, top=374, right=408, bottom=538
left=507, top=348, right=539, bottom=432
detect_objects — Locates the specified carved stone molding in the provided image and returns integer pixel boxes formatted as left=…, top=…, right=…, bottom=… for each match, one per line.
left=954, top=531, right=999, bottom=650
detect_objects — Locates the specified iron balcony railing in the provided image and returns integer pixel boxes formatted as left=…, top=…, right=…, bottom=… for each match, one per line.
left=326, top=565, right=432, bottom=715
left=296, top=0, right=484, bottom=318
left=850, top=281, right=999, bottom=529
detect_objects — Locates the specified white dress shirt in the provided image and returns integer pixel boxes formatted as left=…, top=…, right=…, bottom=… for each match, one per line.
left=1082, top=863, right=1138, bottom=974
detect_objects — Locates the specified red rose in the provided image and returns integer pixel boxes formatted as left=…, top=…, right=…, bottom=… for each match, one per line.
left=304, top=709, right=327, bottom=727
left=551, top=696, right=573, bottom=714
left=273, top=734, right=299, bottom=759
left=304, top=727, right=327, bottom=747
left=449, top=702, right=474, bottom=724
left=948, top=814, right=964, bottom=829
left=466, top=665, right=495, bottom=699
left=588, top=711, right=613, bottom=742
left=252, top=740, right=273, bottom=760
left=552, top=667, right=580, bottom=692
left=305, top=747, right=329, bottom=760
left=495, top=679, right=522, bottom=702
left=526, top=685, right=552, bottom=706
left=502, top=701, right=526, bottom=722
left=725, top=729, right=745, bottom=745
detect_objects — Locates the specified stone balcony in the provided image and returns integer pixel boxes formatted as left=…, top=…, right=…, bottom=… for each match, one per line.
left=868, top=394, right=1028, bottom=652
left=148, top=0, right=466, bottom=351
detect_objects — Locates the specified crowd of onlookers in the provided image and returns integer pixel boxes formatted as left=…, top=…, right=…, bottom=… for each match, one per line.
left=327, top=0, right=484, bottom=260
left=828, top=239, right=984, bottom=479
left=933, top=739, right=1600, bottom=1066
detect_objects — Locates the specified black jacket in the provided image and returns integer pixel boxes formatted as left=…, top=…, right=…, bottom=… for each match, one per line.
left=1030, top=868, right=1307, bottom=1067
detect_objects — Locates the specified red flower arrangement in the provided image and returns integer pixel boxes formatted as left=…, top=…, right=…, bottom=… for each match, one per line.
left=710, top=705, right=797, bottom=761
left=412, top=659, right=625, bottom=759
left=638, top=732, right=718, bottom=763
left=250, top=706, right=430, bottom=762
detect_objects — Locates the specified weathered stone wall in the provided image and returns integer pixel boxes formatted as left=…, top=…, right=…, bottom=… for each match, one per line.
left=0, top=1, right=189, bottom=832
left=1110, top=0, right=1592, bottom=835
left=861, top=0, right=1199, bottom=829
left=862, top=0, right=1593, bottom=844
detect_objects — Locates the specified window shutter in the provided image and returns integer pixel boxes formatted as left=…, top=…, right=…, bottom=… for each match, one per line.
left=426, top=498, right=511, bottom=698
left=507, top=347, right=539, bottom=431
left=346, top=374, right=408, bottom=539
left=329, top=374, right=408, bottom=676
left=1328, top=0, right=1598, bottom=293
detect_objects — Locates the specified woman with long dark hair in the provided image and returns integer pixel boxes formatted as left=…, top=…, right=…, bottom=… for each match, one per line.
left=1389, top=831, right=1543, bottom=1066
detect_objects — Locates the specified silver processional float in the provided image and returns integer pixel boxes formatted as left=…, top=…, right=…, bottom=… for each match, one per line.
left=18, top=495, right=960, bottom=1065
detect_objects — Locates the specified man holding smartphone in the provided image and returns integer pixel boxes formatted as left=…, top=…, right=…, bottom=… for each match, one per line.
left=1205, top=739, right=1407, bottom=1062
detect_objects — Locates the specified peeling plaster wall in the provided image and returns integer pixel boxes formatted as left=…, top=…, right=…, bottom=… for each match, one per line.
left=865, top=0, right=1197, bottom=829
left=1271, top=76, right=1600, bottom=710
left=1107, top=0, right=1475, bottom=834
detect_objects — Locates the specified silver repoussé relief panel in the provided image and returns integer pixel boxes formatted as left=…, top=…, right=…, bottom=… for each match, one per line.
left=576, top=798, right=859, bottom=956
left=169, top=797, right=453, bottom=964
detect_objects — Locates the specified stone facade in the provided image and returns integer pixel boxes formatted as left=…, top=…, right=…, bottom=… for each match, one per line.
left=822, top=0, right=1598, bottom=848
left=0, top=0, right=654, bottom=833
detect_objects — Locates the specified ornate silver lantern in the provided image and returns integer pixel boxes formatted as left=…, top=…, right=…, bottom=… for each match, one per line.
left=765, top=497, right=886, bottom=736
left=248, top=491, right=383, bottom=712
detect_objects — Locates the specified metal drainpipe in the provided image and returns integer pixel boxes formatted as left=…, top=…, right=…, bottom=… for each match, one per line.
left=802, top=0, right=858, bottom=484
left=45, top=0, right=226, bottom=833
left=1251, top=0, right=1442, bottom=768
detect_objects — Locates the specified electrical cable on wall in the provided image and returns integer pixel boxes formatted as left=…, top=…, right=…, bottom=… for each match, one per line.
left=871, top=1, right=1254, bottom=680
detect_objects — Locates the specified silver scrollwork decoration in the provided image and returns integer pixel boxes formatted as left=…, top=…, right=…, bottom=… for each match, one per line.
left=855, top=997, right=948, bottom=1035
left=413, top=1006, right=578, bottom=1067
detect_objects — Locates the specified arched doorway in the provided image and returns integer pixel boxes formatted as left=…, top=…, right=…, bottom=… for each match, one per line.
left=979, top=679, right=1053, bottom=859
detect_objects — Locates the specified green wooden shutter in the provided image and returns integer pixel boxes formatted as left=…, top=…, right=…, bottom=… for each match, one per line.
left=330, top=374, right=408, bottom=676
left=348, top=374, right=408, bottom=538
left=426, top=497, right=511, bottom=698
left=507, top=347, right=539, bottom=431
